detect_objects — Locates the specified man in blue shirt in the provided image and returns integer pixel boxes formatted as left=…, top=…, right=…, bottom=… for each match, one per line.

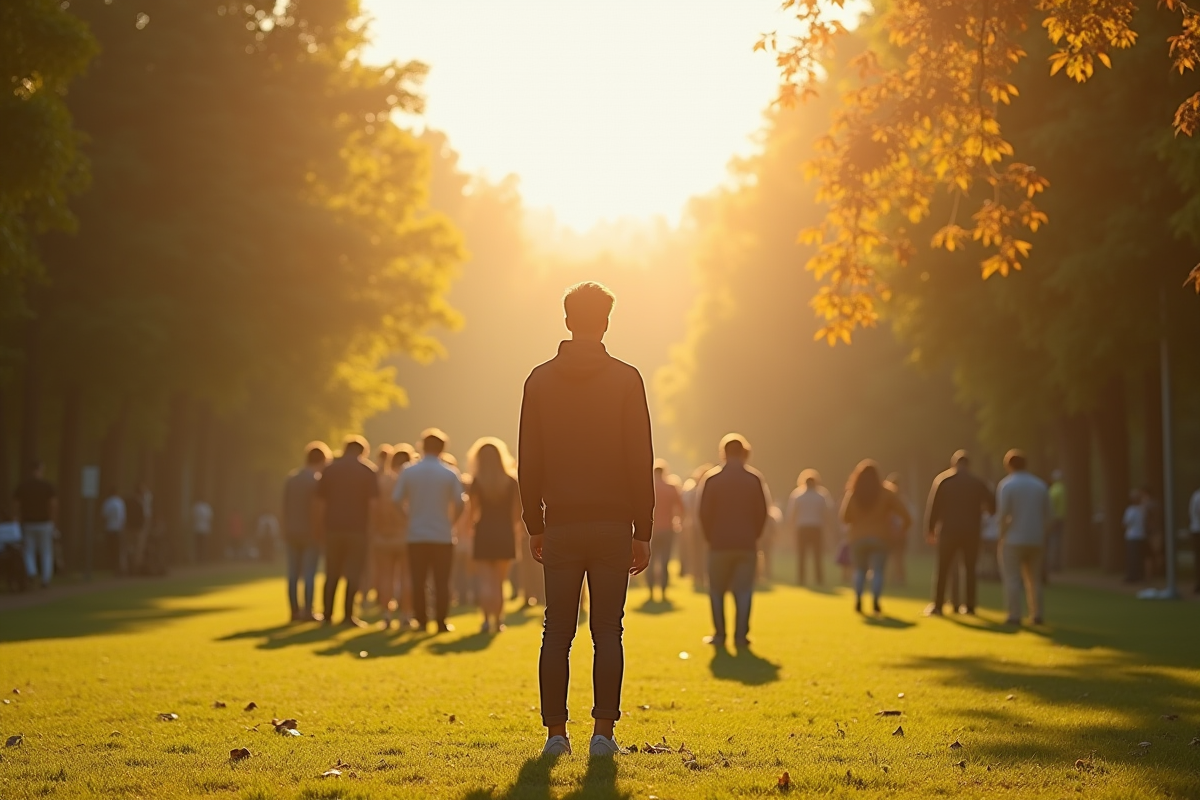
left=996, top=450, right=1051, bottom=626
left=393, top=429, right=464, bottom=633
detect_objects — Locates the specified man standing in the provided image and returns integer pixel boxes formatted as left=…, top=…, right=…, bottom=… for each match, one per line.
left=284, top=442, right=328, bottom=622
left=699, top=434, right=770, bottom=648
left=392, top=429, right=464, bottom=633
left=101, top=487, right=126, bottom=574
left=519, top=282, right=654, bottom=759
left=648, top=461, right=683, bottom=603
left=997, top=450, right=1051, bottom=625
left=13, top=461, right=57, bottom=588
left=785, top=469, right=832, bottom=586
left=316, top=436, right=377, bottom=627
left=924, top=450, right=995, bottom=616
left=191, top=497, right=214, bottom=564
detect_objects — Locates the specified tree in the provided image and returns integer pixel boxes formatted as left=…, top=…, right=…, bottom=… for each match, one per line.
left=761, top=0, right=1200, bottom=342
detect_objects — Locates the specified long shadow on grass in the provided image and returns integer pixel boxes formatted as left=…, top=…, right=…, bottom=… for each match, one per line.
left=0, top=567, right=273, bottom=643
left=633, top=599, right=677, bottom=615
left=709, top=645, right=780, bottom=685
left=463, top=753, right=628, bottom=800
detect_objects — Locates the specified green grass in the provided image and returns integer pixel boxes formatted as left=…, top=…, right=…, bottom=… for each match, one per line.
left=0, top=563, right=1197, bottom=799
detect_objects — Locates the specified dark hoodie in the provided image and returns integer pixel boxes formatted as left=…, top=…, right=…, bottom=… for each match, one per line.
left=518, top=340, right=655, bottom=541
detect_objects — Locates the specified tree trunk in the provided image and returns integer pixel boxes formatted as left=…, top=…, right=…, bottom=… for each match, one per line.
left=0, top=379, right=11, bottom=518
left=1092, top=378, right=1131, bottom=574
left=192, top=402, right=213, bottom=506
left=99, top=400, right=130, bottom=497
left=19, top=317, right=43, bottom=474
left=1142, top=367, right=1164, bottom=501
left=56, top=387, right=82, bottom=570
left=154, top=394, right=193, bottom=565
left=1058, top=412, right=1093, bottom=568
left=211, top=420, right=240, bottom=561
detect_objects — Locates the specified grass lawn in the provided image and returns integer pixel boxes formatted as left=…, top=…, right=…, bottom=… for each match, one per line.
left=1, top=562, right=1198, bottom=799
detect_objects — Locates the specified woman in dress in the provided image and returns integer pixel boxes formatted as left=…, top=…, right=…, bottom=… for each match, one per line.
left=841, top=460, right=911, bottom=615
left=466, top=438, right=522, bottom=633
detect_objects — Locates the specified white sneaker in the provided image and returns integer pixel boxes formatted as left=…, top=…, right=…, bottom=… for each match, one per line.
left=589, top=735, right=620, bottom=757
left=542, top=735, right=572, bottom=756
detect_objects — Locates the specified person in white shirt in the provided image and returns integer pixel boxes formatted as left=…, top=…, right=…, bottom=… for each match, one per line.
left=1189, top=487, right=1200, bottom=594
left=785, top=469, right=832, bottom=586
left=996, top=450, right=1051, bottom=625
left=192, top=500, right=214, bottom=563
left=1123, top=488, right=1147, bottom=584
left=101, top=488, right=126, bottom=574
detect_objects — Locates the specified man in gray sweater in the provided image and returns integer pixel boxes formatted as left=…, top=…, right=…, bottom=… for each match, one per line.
left=996, top=449, right=1051, bottom=625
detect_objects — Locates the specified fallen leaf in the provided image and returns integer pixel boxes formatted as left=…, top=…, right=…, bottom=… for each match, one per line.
left=955, top=759, right=966, bottom=768
left=1138, top=741, right=1152, bottom=748
left=272, top=718, right=299, bottom=731
left=678, top=651, right=690, bottom=660
left=1189, top=737, right=1199, bottom=746
left=778, top=770, right=791, bottom=789
left=876, top=710, right=902, bottom=717
left=11, top=689, right=19, bottom=695
left=448, top=715, right=456, bottom=724
left=897, top=692, right=905, bottom=699
left=321, top=769, right=342, bottom=778
left=629, top=744, right=639, bottom=753
left=1006, top=694, right=1015, bottom=701
left=882, top=765, right=889, bottom=773
left=277, top=728, right=302, bottom=737
left=5, top=734, right=22, bottom=747
left=244, top=702, right=258, bottom=711
left=642, top=741, right=673, bottom=755
left=866, top=690, right=873, bottom=698
left=2, top=699, right=8, bottom=705
left=949, top=740, right=963, bottom=750
left=638, top=705, right=651, bottom=711
left=157, top=713, right=179, bottom=722
left=683, top=755, right=701, bottom=770
left=213, top=701, right=227, bottom=709
left=1074, top=759, right=1088, bottom=770
left=1161, top=714, right=1179, bottom=721
left=893, top=726, right=904, bottom=737
left=230, top=747, right=251, bottom=761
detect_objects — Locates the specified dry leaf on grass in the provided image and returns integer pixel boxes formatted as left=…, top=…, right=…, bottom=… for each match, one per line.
left=271, top=718, right=299, bottom=731
left=321, top=769, right=342, bottom=778
left=777, top=771, right=791, bottom=790
left=1006, top=694, right=1015, bottom=701
left=2, top=699, right=8, bottom=705
left=638, top=705, right=651, bottom=711
left=949, top=740, right=963, bottom=750
left=1161, top=714, right=1179, bottom=721
left=1138, top=742, right=1152, bottom=748
left=1190, top=737, right=1200, bottom=746
left=954, top=759, right=966, bottom=768
left=897, top=692, right=905, bottom=699
left=244, top=702, right=257, bottom=711
left=157, top=713, right=179, bottom=722
left=893, top=726, right=904, bottom=737
left=876, top=710, right=902, bottom=717
left=5, top=734, right=23, bottom=747
left=448, top=715, right=456, bottom=724
left=213, top=701, right=227, bottom=709
left=11, top=688, right=19, bottom=695
left=229, top=748, right=251, bottom=761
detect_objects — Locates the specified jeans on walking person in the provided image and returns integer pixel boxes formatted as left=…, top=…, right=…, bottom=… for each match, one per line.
left=287, top=541, right=320, bottom=618
left=323, top=533, right=367, bottom=622
left=1001, top=543, right=1044, bottom=623
left=851, top=537, right=888, bottom=604
left=22, top=522, right=55, bottom=586
left=646, top=529, right=674, bottom=596
left=408, top=542, right=454, bottom=629
left=538, top=523, right=632, bottom=727
left=707, top=550, right=755, bottom=644
left=795, top=525, right=824, bottom=585
left=934, top=534, right=980, bottom=612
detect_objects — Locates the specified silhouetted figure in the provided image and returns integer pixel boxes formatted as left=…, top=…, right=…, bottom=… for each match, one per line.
left=1190, top=486, right=1200, bottom=594
left=786, top=469, right=832, bottom=586
left=373, top=445, right=413, bottom=629
left=393, top=429, right=464, bottom=633
left=284, top=442, right=328, bottom=622
left=1123, top=488, right=1147, bottom=584
left=13, top=461, right=57, bottom=588
left=924, top=450, right=995, bottom=616
left=519, top=282, right=653, bottom=758
left=699, top=434, right=770, bottom=646
left=467, top=438, right=522, bottom=633
left=842, top=460, right=910, bottom=615
left=648, top=460, right=684, bottom=602
left=317, top=436, right=377, bottom=627
left=101, top=486, right=126, bottom=574
left=681, top=464, right=712, bottom=592
left=996, top=450, right=1050, bottom=625
left=192, top=497, right=213, bottom=564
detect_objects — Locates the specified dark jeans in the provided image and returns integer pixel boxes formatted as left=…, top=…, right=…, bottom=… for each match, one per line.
left=708, top=549, right=756, bottom=643
left=934, top=533, right=980, bottom=611
left=851, top=537, right=888, bottom=601
left=323, top=532, right=367, bottom=622
left=647, top=529, right=675, bottom=591
left=539, top=522, right=631, bottom=727
left=287, top=540, right=321, bottom=613
left=408, top=542, right=454, bottom=626
left=1125, top=538, right=1145, bottom=582
left=796, top=525, right=824, bottom=585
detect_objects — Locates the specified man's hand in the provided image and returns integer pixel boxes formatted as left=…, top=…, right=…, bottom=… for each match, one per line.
left=529, top=534, right=544, bottom=564
left=630, top=540, right=651, bottom=576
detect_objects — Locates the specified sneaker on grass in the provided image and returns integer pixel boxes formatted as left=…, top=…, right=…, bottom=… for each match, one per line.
left=589, top=735, right=620, bottom=757
left=542, top=735, right=572, bottom=756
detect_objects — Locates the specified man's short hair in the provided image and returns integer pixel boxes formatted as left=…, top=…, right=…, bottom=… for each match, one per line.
left=719, top=433, right=751, bottom=460
left=391, top=443, right=416, bottom=470
left=653, top=458, right=669, bottom=476
left=305, top=441, right=331, bottom=465
left=952, top=449, right=970, bottom=467
left=563, top=282, right=615, bottom=333
left=1004, top=449, right=1027, bottom=471
left=421, top=428, right=448, bottom=455
left=342, top=435, right=369, bottom=457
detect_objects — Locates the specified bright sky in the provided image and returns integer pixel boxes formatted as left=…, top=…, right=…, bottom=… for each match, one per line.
left=361, top=0, right=787, bottom=230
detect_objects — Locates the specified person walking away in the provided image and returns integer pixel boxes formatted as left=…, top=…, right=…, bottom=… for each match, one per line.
left=885, top=473, right=912, bottom=587
left=101, top=487, right=126, bottom=575
left=453, top=465, right=476, bottom=609
left=519, top=281, right=654, bottom=758
left=698, top=434, right=770, bottom=645
left=1047, top=470, right=1067, bottom=575
left=393, top=429, right=464, bottom=633
left=996, top=450, right=1050, bottom=625
left=13, top=461, right=57, bottom=588
left=283, top=442, right=329, bottom=622
left=192, top=498, right=213, bottom=563
left=316, top=436, right=377, bottom=627
left=1190, top=485, right=1200, bottom=594
left=924, top=450, right=996, bottom=616
left=373, top=445, right=413, bottom=629
left=467, top=438, right=522, bottom=633
left=786, top=469, right=832, bottom=587
left=682, top=464, right=712, bottom=593
left=842, top=460, right=911, bottom=615
left=648, top=461, right=684, bottom=602
left=1123, top=489, right=1147, bottom=584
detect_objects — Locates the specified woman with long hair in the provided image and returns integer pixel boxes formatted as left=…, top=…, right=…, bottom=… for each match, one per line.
left=373, top=444, right=414, bottom=628
left=841, top=460, right=911, bottom=615
left=467, top=438, right=522, bottom=633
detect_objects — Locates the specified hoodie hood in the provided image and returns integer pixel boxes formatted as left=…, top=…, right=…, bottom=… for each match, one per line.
left=550, top=340, right=610, bottom=380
